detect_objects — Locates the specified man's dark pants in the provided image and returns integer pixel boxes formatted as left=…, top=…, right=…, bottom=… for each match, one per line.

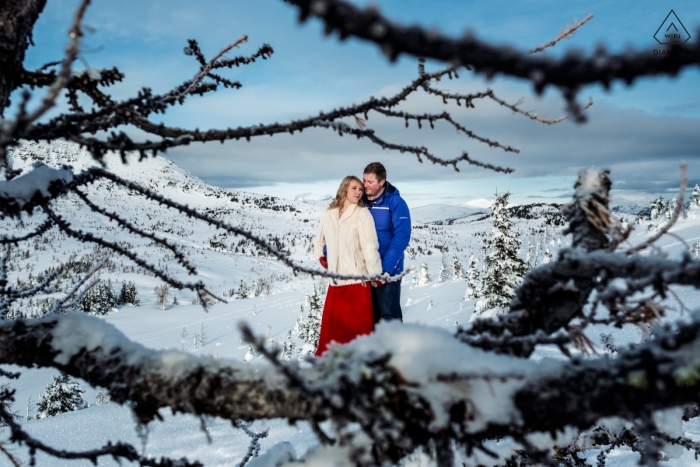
left=371, top=280, right=403, bottom=322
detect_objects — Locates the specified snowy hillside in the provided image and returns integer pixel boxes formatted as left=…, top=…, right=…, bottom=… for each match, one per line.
left=3, top=140, right=700, bottom=466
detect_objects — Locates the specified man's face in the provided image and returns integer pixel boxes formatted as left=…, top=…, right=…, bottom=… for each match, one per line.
left=363, top=173, right=385, bottom=198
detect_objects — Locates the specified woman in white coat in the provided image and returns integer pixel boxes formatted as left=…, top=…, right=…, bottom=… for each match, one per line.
left=314, top=175, right=382, bottom=356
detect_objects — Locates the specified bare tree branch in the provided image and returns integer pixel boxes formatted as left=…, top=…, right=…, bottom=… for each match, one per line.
left=284, top=0, right=700, bottom=96
left=529, top=14, right=595, bottom=54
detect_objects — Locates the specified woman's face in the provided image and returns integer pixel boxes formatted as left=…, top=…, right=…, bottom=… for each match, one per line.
left=345, top=180, right=364, bottom=205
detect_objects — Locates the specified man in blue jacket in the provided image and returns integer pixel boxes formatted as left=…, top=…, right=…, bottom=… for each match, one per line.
left=362, top=162, right=411, bottom=322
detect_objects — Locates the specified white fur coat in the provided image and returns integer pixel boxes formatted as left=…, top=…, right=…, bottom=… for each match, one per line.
left=313, top=204, right=382, bottom=286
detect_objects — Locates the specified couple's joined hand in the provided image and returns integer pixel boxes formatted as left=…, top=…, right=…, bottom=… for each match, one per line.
left=319, top=257, right=387, bottom=287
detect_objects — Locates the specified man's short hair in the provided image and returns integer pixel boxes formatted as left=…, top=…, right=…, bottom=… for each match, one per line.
left=363, top=162, right=386, bottom=181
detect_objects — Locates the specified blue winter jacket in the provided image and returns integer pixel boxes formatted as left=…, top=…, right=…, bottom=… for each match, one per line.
left=363, top=181, right=411, bottom=275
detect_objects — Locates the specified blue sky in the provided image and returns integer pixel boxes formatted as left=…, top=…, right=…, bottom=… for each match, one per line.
left=17, top=0, right=700, bottom=207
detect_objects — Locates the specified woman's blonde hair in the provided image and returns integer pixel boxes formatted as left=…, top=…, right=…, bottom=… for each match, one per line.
left=328, top=175, right=365, bottom=210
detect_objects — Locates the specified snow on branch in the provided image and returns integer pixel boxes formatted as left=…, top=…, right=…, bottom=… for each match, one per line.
left=5, top=313, right=700, bottom=465
left=0, top=163, right=74, bottom=214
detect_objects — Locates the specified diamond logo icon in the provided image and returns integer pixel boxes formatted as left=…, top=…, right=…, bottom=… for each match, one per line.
left=654, top=10, right=691, bottom=44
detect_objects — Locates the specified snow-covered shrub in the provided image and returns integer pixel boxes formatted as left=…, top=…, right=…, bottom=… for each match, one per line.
left=154, top=284, right=170, bottom=310
left=95, top=388, right=110, bottom=405
left=36, top=374, right=88, bottom=419
left=244, top=344, right=256, bottom=361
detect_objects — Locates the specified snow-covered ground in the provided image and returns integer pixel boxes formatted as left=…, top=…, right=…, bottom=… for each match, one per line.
left=3, top=140, right=700, bottom=466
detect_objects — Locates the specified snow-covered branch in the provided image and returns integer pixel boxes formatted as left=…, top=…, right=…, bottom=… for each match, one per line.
left=3, top=313, right=700, bottom=465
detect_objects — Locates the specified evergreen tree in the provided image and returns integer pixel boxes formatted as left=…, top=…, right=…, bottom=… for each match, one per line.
left=35, top=374, right=88, bottom=419
left=280, top=329, right=296, bottom=360
left=472, top=192, right=526, bottom=319
left=451, top=254, right=463, bottom=280
left=0, top=383, right=18, bottom=427
left=525, top=240, right=536, bottom=270
left=438, top=256, right=449, bottom=283
left=691, top=242, right=700, bottom=259
left=692, top=184, right=700, bottom=207
left=118, top=280, right=140, bottom=306
left=236, top=280, right=249, bottom=299
left=298, top=285, right=323, bottom=356
left=650, top=196, right=666, bottom=221
left=464, top=254, right=481, bottom=300
left=79, top=282, right=117, bottom=315
left=417, top=262, right=431, bottom=286
left=666, top=197, right=677, bottom=221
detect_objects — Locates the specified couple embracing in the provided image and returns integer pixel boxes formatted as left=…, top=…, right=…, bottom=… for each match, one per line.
left=313, top=162, right=411, bottom=356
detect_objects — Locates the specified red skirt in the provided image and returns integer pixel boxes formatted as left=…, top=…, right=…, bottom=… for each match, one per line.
left=315, top=282, right=374, bottom=356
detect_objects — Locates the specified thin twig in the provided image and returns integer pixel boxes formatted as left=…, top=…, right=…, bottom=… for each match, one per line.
left=529, top=14, right=595, bottom=54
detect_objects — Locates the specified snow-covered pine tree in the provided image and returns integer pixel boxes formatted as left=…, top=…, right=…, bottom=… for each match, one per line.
left=79, top=282, right=117, bottom=315
left=118, top=280, right=140, bottom=306
left=464, top=254, right=481, bottom=299
left=691, top=242, right=700, bottom=259
left=35, top=374, right=88, bottom=419
left=417, top=262, right=431, bottom=286
left=411, top=268, right=419, bottom=288
left=236, top=280, right=249, bottom=299
left=650, top=196, right=666, bottom=222
left=472, top=192, right=527, bottom=319
left=666, top=197, right=677, bottom=221
left=451, top=254, right=463, bottom=280
left=280, top=329, right=296, bottom=360
left=525, top=240, right=536, bottom=270
left=692, top=184, right=700, bottom=207
left=438, top=256, right=449, bottom=283
left=298, top=285, right=323, bottom=356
